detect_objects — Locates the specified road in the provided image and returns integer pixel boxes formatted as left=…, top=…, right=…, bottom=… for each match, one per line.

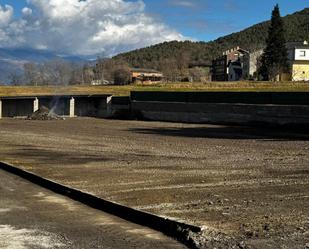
left=0, top=170, right=187, bottom=249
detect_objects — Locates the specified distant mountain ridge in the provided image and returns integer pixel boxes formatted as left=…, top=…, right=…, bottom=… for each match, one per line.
left=0, top=48, right=89, bottom=84
left=112, top=8, right=309, bottom=70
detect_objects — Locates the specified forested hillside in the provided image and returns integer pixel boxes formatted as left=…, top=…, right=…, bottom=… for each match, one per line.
left=112, top=8, right=309, bottom=70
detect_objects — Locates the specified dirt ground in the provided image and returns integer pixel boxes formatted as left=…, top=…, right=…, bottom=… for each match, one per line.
left=0, top=170, right=185, bottom=249
left=0, top=118, right=308, bottom=248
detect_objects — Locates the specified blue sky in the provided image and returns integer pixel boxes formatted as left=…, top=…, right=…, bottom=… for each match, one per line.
left=0, top=0, right=307, bottom=56
left=3, top=0, right=308, bottom=42
left=143, top=0, right=308, bottom=41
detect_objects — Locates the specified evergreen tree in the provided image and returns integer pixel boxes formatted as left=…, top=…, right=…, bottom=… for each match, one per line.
left=260, top=4, right=288, bottom=81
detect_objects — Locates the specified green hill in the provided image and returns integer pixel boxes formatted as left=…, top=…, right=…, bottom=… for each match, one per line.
left=112, top=8, right=309, bottom=70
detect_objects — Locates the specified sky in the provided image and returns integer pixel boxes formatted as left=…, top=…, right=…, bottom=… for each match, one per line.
left=0, top=0, right=307, bottom=57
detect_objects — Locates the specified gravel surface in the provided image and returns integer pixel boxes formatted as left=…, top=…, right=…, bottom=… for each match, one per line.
left=0, top=170, right=186, bottom=249
left=0, top=118, right=308, bottom=248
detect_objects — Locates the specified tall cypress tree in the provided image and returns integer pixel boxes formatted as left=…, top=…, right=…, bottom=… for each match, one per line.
left=260, top=4, right=288, bottom=81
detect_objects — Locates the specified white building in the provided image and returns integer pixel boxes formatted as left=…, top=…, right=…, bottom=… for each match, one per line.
left=287, top=41, right=309, bottom=81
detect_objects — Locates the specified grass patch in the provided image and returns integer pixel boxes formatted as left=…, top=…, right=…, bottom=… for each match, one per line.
left=1, top=81, right=309, bottom=97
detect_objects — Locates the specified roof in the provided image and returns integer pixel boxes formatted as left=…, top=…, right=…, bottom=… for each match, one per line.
left=223, top=47, right=249, bottom=56
left=130, top=68, right=162, bottom=74
left=189, top=62, right=212, bottom=68
left=0, top=94, right=112, bottom=100
left=294, top=46, right=309, bottom=49
left=286, top=41, right=309, bottom=49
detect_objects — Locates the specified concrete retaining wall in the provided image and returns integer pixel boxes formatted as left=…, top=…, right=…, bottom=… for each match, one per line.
left=1, top=98, right=35, bottom=117
left=75, top=97, right=108, bottom=118
left=131, top=101, right=309, bottom=126
left=106, top=96, right=131, bottom=119
left=0, top=95, right=111, bottom=119
left=131, top=91, right=309, bottom=105
left=2, top=92, right=309, bottom=126
left=39, top=97, right=71, bottom=116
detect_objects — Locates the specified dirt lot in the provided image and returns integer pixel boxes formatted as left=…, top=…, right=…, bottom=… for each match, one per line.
left=0, top=118, right=308, bottom=248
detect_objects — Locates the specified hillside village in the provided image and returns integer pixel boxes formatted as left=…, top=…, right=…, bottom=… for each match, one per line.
left=95, top=7, right=309, bottom=85
left=90, top=40, right=309, bottom=85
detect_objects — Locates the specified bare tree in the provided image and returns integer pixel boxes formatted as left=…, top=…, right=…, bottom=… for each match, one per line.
left=41, top=59, right=74, bottom=86
left=159, top=58, right=178, bottom=82
left=113, top=65, right=132, bottom=85
left=24, top=63, right=40, bottom=86
left=8, top=72, right=24, bottom=85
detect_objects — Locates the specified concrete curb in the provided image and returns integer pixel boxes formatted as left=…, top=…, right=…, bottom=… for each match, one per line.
left=0, top=161, right=202, bottom=249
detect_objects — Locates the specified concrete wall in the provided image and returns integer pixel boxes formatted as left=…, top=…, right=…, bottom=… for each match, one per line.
left=38, top=97, right=70, bottom=116
left=0, top=95, right=111, bottom=119
left=295, top=48, right=309, bottom=61
left=1, top=98, right=35, bottom=118
left=75, top=97, right=109, bottom=118
left=292, top=62, right=309, bottom=82
left=107, top=96, right=131, bottom=119
left=131, top=101, right=309, bottom=126
left=2, top=92, right=309, bottom=127
left=131, top=91, right=309, bottom=105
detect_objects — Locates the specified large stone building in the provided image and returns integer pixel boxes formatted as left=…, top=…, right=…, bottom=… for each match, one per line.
left=212, top=47, right=262, bottom=81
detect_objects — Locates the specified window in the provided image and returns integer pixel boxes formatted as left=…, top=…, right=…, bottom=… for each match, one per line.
left=300, top=50, right=306, bottom=57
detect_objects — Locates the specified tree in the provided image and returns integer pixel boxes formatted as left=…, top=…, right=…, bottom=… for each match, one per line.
left=24, top=63, right=42, bottom=86
left=8, top=72, right=24, bottom=85
left=113, top=66, right=131, bottom=85
left=41, top=59, right=74, bottom=86
left=260, top=4, right=288, bottom=81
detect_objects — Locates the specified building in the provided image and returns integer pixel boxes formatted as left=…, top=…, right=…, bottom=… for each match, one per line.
left=130, top=68, right=164, bottom=83
left=212, top=47, right=249, bottom=81
left=212, top=47, right=263, bottom=81
left=212, top=55, right=228, bottom=81
left=287, top=41, right=309, bottom=81
left=243, top=49, right=263, bottom=79
left=227, top=60, right=243, bottom=81
left=91, top=79, right=111, bottom=86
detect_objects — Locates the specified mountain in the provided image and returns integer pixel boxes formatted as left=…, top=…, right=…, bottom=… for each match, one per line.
left=0, top=48, right=89, bottom=84
left=112, top=8, right=309, bottom=70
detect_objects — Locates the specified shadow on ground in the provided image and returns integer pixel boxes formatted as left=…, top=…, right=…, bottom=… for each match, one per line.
left=4, top=145, right=111, bottom=166
left=129, top=125, right=309, bottom=141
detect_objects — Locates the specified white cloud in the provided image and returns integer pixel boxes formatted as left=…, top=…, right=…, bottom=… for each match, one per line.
left=0, top=0, right=185, bottom=56
left=22, top=7, right=32, bottom=16
left=169, top=0, right=196, bottom=8
left=0, top=4, right=13, bottom=27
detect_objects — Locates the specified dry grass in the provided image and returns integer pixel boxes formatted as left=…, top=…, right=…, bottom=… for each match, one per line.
left=1, top=81, right=309, bottom=97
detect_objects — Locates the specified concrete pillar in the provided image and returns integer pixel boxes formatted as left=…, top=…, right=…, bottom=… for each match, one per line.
left=106, top=96, right=113, bottom=117
left=33, top=98, right=39, bottom=113
left=0, top=99, right=2, bottom=119
left=69, top=97, right=75, bottom=118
